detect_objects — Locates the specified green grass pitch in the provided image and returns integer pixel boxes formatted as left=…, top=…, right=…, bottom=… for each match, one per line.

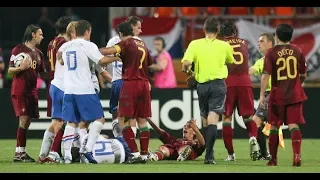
left=0, top=139, right=319, bottom=173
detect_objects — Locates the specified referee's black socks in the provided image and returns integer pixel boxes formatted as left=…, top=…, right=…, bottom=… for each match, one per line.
left=205, top=124, right=217, bottom=160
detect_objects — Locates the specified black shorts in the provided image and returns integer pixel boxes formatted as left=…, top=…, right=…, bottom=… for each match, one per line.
left=197, top=79, right=227, bottom=117
left=254, top=91, right=270, bottom=121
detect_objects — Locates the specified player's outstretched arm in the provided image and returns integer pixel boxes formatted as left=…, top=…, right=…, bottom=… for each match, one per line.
left=98, top=56, right=120, bottom=65
left=249, top=67, right=258, bottom=75
left=146, top=117, right=165, bottom=136
left=99, top=69, right=112, bottom=83
left=99, top=47, right=117, bottom=56
left=8, top=59, right=30, bottom=76
left=189, top=119, right=205, bottom=146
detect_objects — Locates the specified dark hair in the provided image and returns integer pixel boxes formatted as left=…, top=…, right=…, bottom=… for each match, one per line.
left=203, top=17, right=220, bottom=34
left=55, top=16, right=72, bottom=35
left=220, top=21, right=237, bottom=37
left=75, top=20, right=92, bottom=37
left=125, top=16, right=143, bottom=26
left=22, top=24, right=41, bottom=43
left=260, top=33, right=275, bottom=46
left=117, top=22, right=134, bottom=37
left=154, top=36, right=166, bottom=49
left=275, top=23, right=293, bottom=43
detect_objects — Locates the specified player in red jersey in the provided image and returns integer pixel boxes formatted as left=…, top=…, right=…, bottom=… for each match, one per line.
left=38, top=17, right=72, bottom=163
left=100, top=21, right=153, bottom=163
left=220, top=21, right=259, bottom=161
left=147, top=118, right=205, bottom=162
left=8, top=24, right=48, bottom=162
left=260, top=23, right=307, bottom=166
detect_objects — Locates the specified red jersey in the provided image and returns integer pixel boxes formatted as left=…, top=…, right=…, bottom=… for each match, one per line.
left=47, top=37, right=67, bottom=81
left=224, top=37, right=251, bottom=87
left=160, top=131, right=205, bottom=159
left=115, top=37, right=152, bottom=81
left=9, top=44, right=46, bottom=96
left=264, top=44, right=307, bottom=105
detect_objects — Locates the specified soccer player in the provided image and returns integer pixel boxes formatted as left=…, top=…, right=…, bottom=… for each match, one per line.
left=107, top=16, right=143, bottom=141
left=260, top=23, right=307, bottom=166
left=38, top=16, right=72, bottom=163
left=60, top=20, right=120, bottom=164
left=181, top=17, right=234, bottom=164
left=147, top=118, right=205, bottom=161
left=249, top=33, right=275, bottom=160
left=99, top=21, right=152, bottom=163
left=8, top=24, right=47, bottom=162
left=219, top=21, right=259, bottom=161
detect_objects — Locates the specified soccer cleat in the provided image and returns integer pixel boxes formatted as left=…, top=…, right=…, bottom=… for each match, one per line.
left=177, top=146, right=192, bottom=162
left=38, top=157, right=57, bottom=164
left=48, top=151, right=63, bottom=163
left=293, top=154, right=301, bottom=167
left=80, top=154, right=89, bottom=164
left=13, top=153, right=35, bottom=162
left=64, top=157, right=72, bottom=164
left=224, top=153, right=236, bottom=161
left=81, top=152, right=97, bottom=164
left=258, top=154, right=271, bottom=161
left=147, top=150, right=158, bottom=161
left=249, top=137, right=260, bottom=161
left=266, top=159, right=277, bottom=166
left=204, top=159, right=216, bottom=164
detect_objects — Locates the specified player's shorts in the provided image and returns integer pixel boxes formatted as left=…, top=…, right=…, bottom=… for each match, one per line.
left=118, top=80, right=151, bottom=118
left=197, top=79, right=227, bottom=117
left=11, top=94, right=39, bottom=118
left=268, top=102, right=305, bottom=127
left=224, top=86, right=254, bottom=117
left=162, top=144, right=198, bottom=160
left=62, top=93, right=104, bottom=123
left=109, top=79, right=124, bottom=114
left=47, top=82, right=52, bottom=117
left=254, top=91, right=270, bottom=121
left=49, top=84, right=64, bottom=120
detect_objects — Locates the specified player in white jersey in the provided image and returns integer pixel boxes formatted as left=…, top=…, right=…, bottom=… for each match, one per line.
left=38, top=19, right=73, bottom=163
left=107, top=17, right=143, bottom=146
left=60, top=20, right=120, bottom=164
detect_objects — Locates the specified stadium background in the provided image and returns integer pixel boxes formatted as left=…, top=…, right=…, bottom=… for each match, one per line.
left=0, top=7, right=319, bottom=139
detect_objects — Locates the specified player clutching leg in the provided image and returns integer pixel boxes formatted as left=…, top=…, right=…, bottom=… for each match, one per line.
left=146, top=118, right=205, bottom=162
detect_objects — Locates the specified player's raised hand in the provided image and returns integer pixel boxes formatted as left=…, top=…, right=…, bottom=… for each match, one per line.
left=189, top=119, right=199, bottom=130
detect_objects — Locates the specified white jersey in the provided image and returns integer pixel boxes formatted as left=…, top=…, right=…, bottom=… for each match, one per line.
left=90, top=63, right=105, bottom=93
left=51, top=45, right=66, bottom=91
left=62, top=38, right=104, bottom=94
left=83, top=134, right=126, bottom=164
left=106, top=36, right=141, bottom=82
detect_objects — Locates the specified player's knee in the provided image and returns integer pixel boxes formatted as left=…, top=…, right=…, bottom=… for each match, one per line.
left=130, top=119, right=137, bottom=127
left=222, top=114, right=232, bottom=122
left=50, top=119, right=63, bottom=133
left=137, top=118, right=147, bottom=128
left=158, top=146, right=170, bottom=157
left=252, top=115, right=263, bottom=127
left=79, top=121, right=89, bottom=129
left=18, top=116, right=30, bottom=129
left=288, top=123, right=299, bottom=130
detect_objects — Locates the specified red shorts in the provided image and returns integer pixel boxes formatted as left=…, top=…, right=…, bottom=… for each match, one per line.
left=268, top=102, right=305, bottom=127
left=163, top=144, right=198, bottom=160
left=118, top=80, right=151, bottom=118
left=47, top=82, right=52, bottom=117
left=224, top=86, right=254, bottom=116
left=11, top=94, right=39, bottom=118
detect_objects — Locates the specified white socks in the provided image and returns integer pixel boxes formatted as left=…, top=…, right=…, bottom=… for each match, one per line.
left=39, top=129, right=54, bottom=158
left=112, top=118, right=122, bottom=137
left=79, top=128, right=88, bottom=144
left=73, top=128, right=81, bottom=148
left=85, top=121, right=103, bottom=152
left=62, top=125, right=75, bottom=160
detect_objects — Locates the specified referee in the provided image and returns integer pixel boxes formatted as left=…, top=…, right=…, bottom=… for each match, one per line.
left=181, top=17, right=234, bottom=164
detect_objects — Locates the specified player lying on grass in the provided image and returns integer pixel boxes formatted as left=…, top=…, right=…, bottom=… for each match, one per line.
left=71, top=134, right=141, bottom=164
left=147, top=118, right=205, bottom=161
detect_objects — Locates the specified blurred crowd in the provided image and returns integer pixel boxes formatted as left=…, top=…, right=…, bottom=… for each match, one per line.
left=130, top=7, right=318, bottom=17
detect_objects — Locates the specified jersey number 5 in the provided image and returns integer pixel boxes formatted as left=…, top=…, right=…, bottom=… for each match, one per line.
left=276, top=56, right=298, bottom=80
left=66, top=51, right=77, bottom=71
left=231, top=44, right=244, bottom=65
left=138, top=47, right=146, bottom=69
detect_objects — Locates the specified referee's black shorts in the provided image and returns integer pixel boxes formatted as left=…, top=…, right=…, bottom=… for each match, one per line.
left=197, top=79, right=227, bottom=118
